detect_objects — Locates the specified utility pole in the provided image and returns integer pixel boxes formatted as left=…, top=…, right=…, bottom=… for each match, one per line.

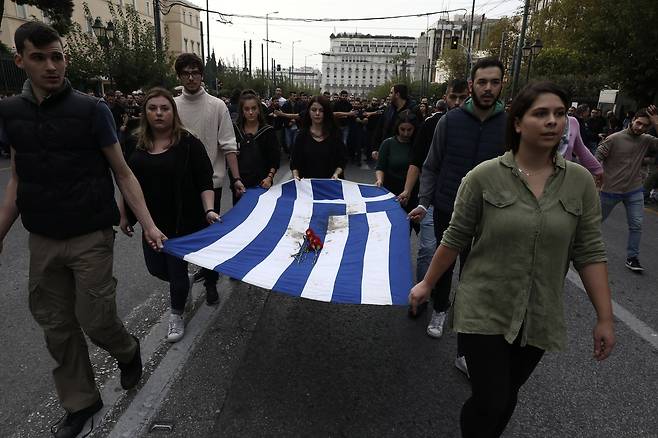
left=200, top=21, right=205, bottom=65
left=153, top=0, right=162, bottom=54
left=510, top=0, right=530, bottom=98
left=243, top=40, right=247, bottom=72
left=206, top=0, right=210, bottom=61
left=465, top=0, right=475, bottom=78
left=249, top=40, right=252, bottom=77
left=261, top=43, right=264, bottom=78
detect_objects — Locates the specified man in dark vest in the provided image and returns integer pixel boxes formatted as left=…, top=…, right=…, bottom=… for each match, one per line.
left=0, top=22, right=166, bottom=438
left=408, top=58, right=507, bottom=378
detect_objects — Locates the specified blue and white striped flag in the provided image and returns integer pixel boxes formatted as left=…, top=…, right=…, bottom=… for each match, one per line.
left=163, top=179, right=413, bottom=305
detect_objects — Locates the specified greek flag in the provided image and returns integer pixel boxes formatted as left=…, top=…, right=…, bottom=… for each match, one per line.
left=163, top=179, right=413, bottom=305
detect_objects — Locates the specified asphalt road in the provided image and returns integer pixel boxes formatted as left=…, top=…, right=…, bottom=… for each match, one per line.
left=1, top=155, right=657, bottom=438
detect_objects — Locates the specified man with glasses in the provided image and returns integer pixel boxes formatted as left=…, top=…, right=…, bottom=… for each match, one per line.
left=173, top=53, right=242, bottom=309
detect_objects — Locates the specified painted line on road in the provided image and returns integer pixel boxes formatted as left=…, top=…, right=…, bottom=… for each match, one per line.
left=566, top=269, right=658, bottom=350
left=108, top=281, right=232, bottom=437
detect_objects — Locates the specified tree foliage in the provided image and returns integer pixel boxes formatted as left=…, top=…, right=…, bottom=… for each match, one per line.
left=528, top=0, right=658, bottom=104
left=65, top=3, right=175, bottom=93
left=438, top=48, right=469, bottom=81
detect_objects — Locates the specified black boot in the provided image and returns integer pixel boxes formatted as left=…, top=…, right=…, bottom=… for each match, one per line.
left=51, top=398, right=103, bottom=438
left=118, top=335, right=142, bottom=390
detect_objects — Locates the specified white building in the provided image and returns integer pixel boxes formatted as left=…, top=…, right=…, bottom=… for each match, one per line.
left=321, top=32, right=418, bottom=97
left=290, top=66, right=322, bottom=90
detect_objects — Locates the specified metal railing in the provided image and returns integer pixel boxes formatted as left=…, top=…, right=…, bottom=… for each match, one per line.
left=0, top=54, right=27, bottom=95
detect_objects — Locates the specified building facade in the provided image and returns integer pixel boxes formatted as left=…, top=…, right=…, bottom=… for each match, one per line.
left=0, top=0, right=201, bottom=57
left=321, top=32, right=418, bottom=97
left=290, top=66, right=322, bottom=90
left=415, top=16, right=500, bottom=83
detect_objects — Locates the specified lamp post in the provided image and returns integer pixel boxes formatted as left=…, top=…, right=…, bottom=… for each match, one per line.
left=92, top=17, right=115, bottom=93
left=522, top=38, right=543, bottom=83
left=265, top=11, right=279, bottom=79
left=291, top=40, right=301, bottom=84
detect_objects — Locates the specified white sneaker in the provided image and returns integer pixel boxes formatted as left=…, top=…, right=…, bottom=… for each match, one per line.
left=426, top=310, right=447, bottom=338
left=167, top=313, right=185, bottom=343
left=454, top=356, right=469, bottom=378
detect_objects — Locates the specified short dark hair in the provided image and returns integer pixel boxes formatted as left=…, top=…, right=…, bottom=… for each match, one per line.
left=448, top=78, right=468, bottom=94
left=14, top=21, right=62, bottom=54
left=174, top=53, right=204, bottom=75
left=576, top=104, right=589, bottom=116
left=340, top=90, right=348, bottom=95
left=392, top=84, right=408, bottom=100
left=505, top=81, right=569, bottom=153
left=470, top=57, right=504, bottom=81
left=634, top=108, right=649, bottom=119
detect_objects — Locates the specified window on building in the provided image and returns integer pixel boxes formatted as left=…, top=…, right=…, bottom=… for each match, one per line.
left=85, top=16, right=94, bottom=34
left=16, top=4, right=28, bottom=18
left=196, top=16, right=199, bottom=27
left=146, top=2, right=151, bottom=16
left=197, top=42, right=200, bottom=53
left=184, top=38, right=188, bottom=52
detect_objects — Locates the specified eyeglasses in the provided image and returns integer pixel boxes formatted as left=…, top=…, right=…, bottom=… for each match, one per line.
left=179, top=71, right=202, bottom=79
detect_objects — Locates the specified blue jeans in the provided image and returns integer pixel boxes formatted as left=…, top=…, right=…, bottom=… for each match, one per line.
left=416, top=206, right=436, bottom=283
left=285, top=125, right=298, bottom=148
left=600, top=190, right=644, bottom=259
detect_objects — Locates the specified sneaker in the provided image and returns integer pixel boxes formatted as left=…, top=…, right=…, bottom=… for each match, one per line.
left=625, top=257, right=644, bottom=272
left=51, top=398, right=103, bottom=438
left=206, top=284, right=219, bottom=306
left=454, top=356, right=469, bottom=379
left=426, top=310, right=447, bottom=338
left=167, top=313, right=185, bottom=343
left=117, top=335, right=142, bottom=390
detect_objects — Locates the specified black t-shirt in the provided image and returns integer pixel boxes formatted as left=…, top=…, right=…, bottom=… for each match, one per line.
left=129, top=147, right=178, bottom=236
left=333, top=99, right=353, bottom=127
left=290, top=130, right=348, bottom=178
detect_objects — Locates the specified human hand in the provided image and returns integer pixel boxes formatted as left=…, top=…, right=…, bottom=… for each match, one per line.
left=592, top=319, right=615, bottom=361
left=260, top=176, right=273, bottom=189
left=593, top=173, right=603, bottom=189
left=374, top=179, right=383, bottom=187
left=407, top=206, right=427, bottom=223
left=120, top=215, right=134, bottom=237
left=206, top=210, right=221, bottom=224
left=143, top=226, right=167, bottom=251
left=331, top=173, right=340, bottom=180
left=234, top=180, right=246, bottom=196
left=408, top=281, right=431, bottom=316
left=371, top=150, right=379, bottom=161
left=396, top=190, right=409, bottom=206
left=647, top=105, right=658, bottom=126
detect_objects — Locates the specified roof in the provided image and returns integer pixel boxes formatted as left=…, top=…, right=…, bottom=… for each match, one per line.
left=329, top=32, right=416, bottom=41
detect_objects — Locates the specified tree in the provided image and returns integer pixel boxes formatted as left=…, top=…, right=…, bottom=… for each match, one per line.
left=0, top=1, right=75, bottom=37
left=204, top=51, right=218, bottom=91
left=65, top=3, right=175, bottom=93
left=438, top=48, right=469, bottom=81
left=529, top=0, right=658, bottom=104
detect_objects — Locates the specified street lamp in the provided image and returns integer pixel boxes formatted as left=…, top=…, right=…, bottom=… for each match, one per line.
left=291, top=40, right=301, bottom=84
left=522, top=38, right=543, bottom=83
left=92, top=17, right=116, bottom=92
left=265, top=11, right=279, bottom=78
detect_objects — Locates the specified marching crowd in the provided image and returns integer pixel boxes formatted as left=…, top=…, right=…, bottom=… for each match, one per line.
left=1, top=21, right=658, bottom=438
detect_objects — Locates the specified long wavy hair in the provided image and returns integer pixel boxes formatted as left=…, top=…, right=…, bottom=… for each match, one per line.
left=137, top=87, right=186, bottom=151
left=302, top=95, right=338, bottom=137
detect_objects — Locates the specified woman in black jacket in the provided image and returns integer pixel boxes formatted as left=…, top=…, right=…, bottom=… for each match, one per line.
left=231, top=92, right=280, bottom=204
left=119, top=87, right=219, bottom=343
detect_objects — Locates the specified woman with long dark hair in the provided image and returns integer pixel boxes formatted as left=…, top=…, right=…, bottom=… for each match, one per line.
left=290, top=95, right=348, bottom=179
left=119, top=87, right=220, bottom=343
left=410, top=82, right=615, bottom=437
left=231, top=92, right=280, bottom=204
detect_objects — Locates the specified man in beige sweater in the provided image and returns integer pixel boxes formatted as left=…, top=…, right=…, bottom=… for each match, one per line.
left=596, top=105, right=658, bottom=272
left=174, top=53, right=244, bottom=306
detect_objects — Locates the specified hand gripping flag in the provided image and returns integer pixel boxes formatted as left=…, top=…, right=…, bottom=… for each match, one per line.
left=163, top=179, right=413, bottom=305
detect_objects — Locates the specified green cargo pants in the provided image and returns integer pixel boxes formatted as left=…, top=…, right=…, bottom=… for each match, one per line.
left=28, top=228, right=137, bottom=413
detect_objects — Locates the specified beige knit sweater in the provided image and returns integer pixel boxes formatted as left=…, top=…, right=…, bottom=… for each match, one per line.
left=175, top=88, right=237, bottom=188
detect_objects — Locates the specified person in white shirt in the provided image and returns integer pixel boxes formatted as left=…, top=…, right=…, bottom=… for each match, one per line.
left=173, top=53, right=244, bottom=305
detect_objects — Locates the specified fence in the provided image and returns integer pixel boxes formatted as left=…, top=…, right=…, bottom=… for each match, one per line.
left=0, top=54, right=27, bottom=95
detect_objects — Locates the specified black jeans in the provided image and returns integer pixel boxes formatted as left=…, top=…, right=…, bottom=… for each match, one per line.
left=142, top=238, right=190, bottom=312
left=200, top=187, right=222, bottom=287
left=432, top=208, right=470, bottom=313
left=459, top=332, right=545, bottom=438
